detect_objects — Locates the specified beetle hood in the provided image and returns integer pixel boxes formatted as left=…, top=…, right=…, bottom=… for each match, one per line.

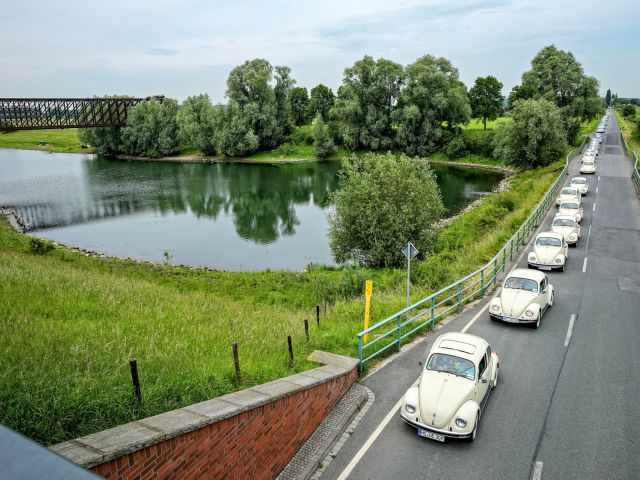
left=551, top=225, right=574, bottom=239
left=500, top=287, right=537, bottom=317
left=418, top=370, right=475, bottom=429
left=532, top=244, right=562, bottom=264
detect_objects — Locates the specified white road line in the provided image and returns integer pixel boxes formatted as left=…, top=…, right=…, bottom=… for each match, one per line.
left=597, top=175, right=601, bottom=182
left=532, top=461, right=544, bottom=480
left=582, top=257, right=588, bottom=273
left=564, top=314, right=576, bottom=346
left=461, top=302, right=491, bottom=333
left=592, top=202, right=596, bottom=212
left=595, top=186, right=599, bottom=194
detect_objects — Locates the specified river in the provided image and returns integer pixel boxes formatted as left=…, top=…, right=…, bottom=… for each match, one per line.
left=0, top=148, right=503, bottom=270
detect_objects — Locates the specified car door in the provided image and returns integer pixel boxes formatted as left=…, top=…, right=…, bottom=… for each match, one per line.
left=562, top=238, right=568, bottom=257
left=476, top=353, right=490, bottom=410
left=539, top=278, right=549, bottom=309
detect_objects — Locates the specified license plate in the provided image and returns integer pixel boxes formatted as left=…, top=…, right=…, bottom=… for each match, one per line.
left=417, top=428, right=445, bottom=442
left=502, top=316, right=519, bottom=323
left=539, top=266, right=552, bottom=271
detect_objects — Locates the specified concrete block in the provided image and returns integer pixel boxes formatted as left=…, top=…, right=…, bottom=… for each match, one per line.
left=308, top=351, right=359, bottom=370
left=219, top=388, right=271, bottom=409
left=185, top=398, right=239, bottom=422
left=75, top=422, right=163, bottom=462
left=49, top=440, right=103, bottom=468
left=138, top=408, right=210, bottom=439
left=251, top=380, right=301, bottom=399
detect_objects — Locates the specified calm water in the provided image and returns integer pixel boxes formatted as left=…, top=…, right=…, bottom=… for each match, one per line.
left=0, top=148, right=502, bottom=270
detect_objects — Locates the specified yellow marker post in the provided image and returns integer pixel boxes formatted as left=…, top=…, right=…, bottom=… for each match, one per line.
left=363, top=280, right=373, bottom=344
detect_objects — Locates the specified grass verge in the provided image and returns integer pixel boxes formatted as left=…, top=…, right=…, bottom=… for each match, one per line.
left=0, top=129, right=90, bottom=153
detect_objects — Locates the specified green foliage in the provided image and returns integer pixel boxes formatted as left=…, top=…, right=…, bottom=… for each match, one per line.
left=307, top=84, right=335, bottom=120
left=28, top=237, right=54, bottom=255
left=493, top=99, right=566, bottom=167
left=605, top=89, right=612, bottom=107
left=331, top=56, right=403, bottom=151
left=329, top=153, right=445, bottom=267
left=274, top=66, right=295, bottom=137
left=289, top=87, right=309, bottom=126
left=313, top=113, right=335, bottom=158
left=462, top=129, right=496, bottom=156
left=78, top=126, right=123, bottom=156
left=177, top=94, right=219, bottom=155
left=286, top=124, right=314, bottom=146
left=121, top=98, right=180, bottom=158
left=0, top=128, right=87, bottom=153
left=468, top=76, right=504, bottom=130
left=622, top=104, right=636, bottom=117
left=221, top=58, right=279, bottom=156
left=394, top=55, right=471, bottom=156
left=444, top=135, right=468, bottom=158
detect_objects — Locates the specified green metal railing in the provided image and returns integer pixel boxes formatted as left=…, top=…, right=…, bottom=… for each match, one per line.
left=620, top=131, right=640, bottom=193
left=356, top=141, right=587, bottom=372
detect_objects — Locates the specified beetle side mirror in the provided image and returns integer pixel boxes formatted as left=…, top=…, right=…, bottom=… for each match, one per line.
left=480, top=378, right=488, bottom=384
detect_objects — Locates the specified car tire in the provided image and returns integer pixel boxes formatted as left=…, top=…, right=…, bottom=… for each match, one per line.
left=467, top=413, right=479, bottom=443
left=549, top=292, right=554, bottom=307
left=560, top=264, right=565, bottom=272
left=493, top=365, right=499, bottom=388
left=532, top=312, right=541, bottom=329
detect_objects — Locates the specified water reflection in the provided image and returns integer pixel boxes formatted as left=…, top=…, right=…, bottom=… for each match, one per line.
left=0, top=148, right=502, bottom=270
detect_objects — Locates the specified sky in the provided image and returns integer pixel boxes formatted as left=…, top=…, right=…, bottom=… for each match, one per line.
left=1, top=0, right=638, bottom=101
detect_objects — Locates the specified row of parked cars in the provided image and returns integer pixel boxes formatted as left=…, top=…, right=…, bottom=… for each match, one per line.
left=399, top=118, right=609, bottom=443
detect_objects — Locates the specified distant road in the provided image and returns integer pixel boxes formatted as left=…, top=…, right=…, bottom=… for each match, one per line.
left=322, top=111, right=640, bottom=480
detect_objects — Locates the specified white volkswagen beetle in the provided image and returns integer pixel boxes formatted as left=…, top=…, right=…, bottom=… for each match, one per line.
left=489, top=268, right=554, bottom=328
left=400, top=332, right=499, bottom=442
left=583, top=153, right=596, bottom=163
left=555, top=186, right=581, bottom=207
left=527, top=232, right=568, bottom=271
left=580, top=160, right=596, bottom=174
left=551, top=214, right=581, bottom=246
left=570, top=177, right=589, bottom=195
left=558, top=200, right=583, bottom=222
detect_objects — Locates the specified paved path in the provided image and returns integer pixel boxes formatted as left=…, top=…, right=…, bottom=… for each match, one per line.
left=322, top=110, right=640, bottom=480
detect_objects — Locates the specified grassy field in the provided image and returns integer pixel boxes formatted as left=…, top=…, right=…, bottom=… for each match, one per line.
left=462, top=117, right=510, bottom=130
left=0, top=145, right=566, bottom=445
left=0, top=128, right=90, bottom=153
left=618, top=108, right=640, bottom=156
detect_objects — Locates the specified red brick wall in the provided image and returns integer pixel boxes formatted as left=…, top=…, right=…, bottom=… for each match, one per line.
left=91, top=369, right=357, bottom=480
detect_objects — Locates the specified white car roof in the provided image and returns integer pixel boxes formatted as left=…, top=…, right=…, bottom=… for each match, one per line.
left=571, top=176, right=587, bottom=182
left=430, top=332, right=488, bottom=363
left=536, top=231, right=564, bottom=241
left=507, top=268, right=547, bottom=283
left=553, top=214, right=577, bottom=222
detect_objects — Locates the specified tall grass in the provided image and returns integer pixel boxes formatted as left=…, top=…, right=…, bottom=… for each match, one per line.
left=0, top=153, right=563, bottom=445
left=0, top=129, right=89, bottom=153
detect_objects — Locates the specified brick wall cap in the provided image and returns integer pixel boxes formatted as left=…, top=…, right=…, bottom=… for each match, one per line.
left=308, top=351, right=359, bottom=370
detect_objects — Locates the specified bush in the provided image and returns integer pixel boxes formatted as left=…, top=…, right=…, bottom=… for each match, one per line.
left=313, top=114, right=335, bottom=158
left=462, top=129, right=496, bottom=156
left=444, top=135, right=468, bottom=158
left=286, top=125, right=314, bottom=146
left=121, top=98, right=180, bottom=158
left=623, top=104, right=636, bottom=118
left=28, top=237, right=54, bottom=255
left=329, top=153, right=445, bottom=267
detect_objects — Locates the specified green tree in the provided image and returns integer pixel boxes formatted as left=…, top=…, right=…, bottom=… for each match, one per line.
left=622, top=104, right=636, bottom=117
left=331, top=56, right=403, bottom=150
left=289, top=87, right=309, bottom=126
left=394, top=55, right=471, bottom=156
left=468, top=76, right=504, bottom=129
left=177, top=94, right=218, bottom=155
left=307, top=84, right=335, bottom=120
left=78, top=126, right=122, bottom=156
left=329, top=153, right=445, bottom=267
left=274, top=66, right=295, bottom=137
left=493, top=99, right=566, bottom=167
left=313, top=113, right=334, bottom=158
left=605, top=89, right=612, bottom=107
left=221, top=58, right=278, bottom=156
left=120, top=98, right=180, bottom=157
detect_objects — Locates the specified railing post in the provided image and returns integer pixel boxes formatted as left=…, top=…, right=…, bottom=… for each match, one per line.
left=493, top=258, right=498, bottom=286
left=457, top=283, right=462, bottom=312
left=431, top=296, right=435, bottom=327
left=502, top=248, right=507, bottom=272
left=358, top=336, right=364, bottom=373
left=397, top=315, right=402, bottom=352
left=480, top=269, right=485, bottom=297
left=509, top=238, right=514, bottom=261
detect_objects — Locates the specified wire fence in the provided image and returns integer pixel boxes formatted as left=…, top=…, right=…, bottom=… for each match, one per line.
left=355, top=140, right=587, bottom=372
left=620, top=131, right=640, bottom=193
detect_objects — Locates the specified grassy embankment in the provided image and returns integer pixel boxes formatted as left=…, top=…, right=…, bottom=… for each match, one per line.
left=0, top=140, right=566, bottom=445
left=0, top=128, right=90, bottom=153
left=617, top=108, right=640, bottom=156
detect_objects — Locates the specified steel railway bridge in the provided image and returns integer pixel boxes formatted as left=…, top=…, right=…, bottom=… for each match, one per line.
left=0, top=96, right=164, bottom=131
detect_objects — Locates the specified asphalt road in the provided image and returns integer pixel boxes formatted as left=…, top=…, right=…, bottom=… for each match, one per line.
left=322, top=110, right=640, bottom=480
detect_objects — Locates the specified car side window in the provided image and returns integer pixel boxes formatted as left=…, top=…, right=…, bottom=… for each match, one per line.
left=540, top=278, right=547, bottom=293
left=478, top=356, right=487, bottom=378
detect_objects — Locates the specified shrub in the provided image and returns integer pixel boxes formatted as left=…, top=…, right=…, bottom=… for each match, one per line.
left=444, top=135, right=468, bottom=158
left=462, top=129, right=496, bottom=156
left=623, top=104, right=636, bottom=118
left=28, top=237, right=54, bottom=255
left=313, top=114, right=335, bottom=158
left=286, top=125, right=314, bottom=146
left=329, top=153, right=445, bottom=267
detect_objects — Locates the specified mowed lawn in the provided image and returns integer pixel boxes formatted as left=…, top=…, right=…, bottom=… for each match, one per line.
left=0, top=128, right=89, bottom=153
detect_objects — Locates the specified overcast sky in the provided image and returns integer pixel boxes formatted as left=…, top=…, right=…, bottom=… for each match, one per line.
left=1, top=0, right=637, bottom=101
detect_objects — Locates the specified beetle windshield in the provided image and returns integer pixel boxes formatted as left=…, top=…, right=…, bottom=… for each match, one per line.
left=536, top=237, right=562, bottom=247
left=504, top=276, right=538, bottom=293
left=583, top=161, right=594, bottom=166
left=553, top=218, right=575, bottom=227
left=571, top=178, right=586, bottom=184
left=561, top=188, right=577, bottom=195
left=561, top=202, right=579, bottom=209
left=427, top=353, right=475, bottom=380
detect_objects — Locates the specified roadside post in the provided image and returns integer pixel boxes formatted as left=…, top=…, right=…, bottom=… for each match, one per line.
left=363, top=280, right=373, bottom=344
left=401, top=242, right=419, bottom=322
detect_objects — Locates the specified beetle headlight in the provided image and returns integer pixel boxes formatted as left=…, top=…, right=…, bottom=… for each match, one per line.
left=405, top=403, right=416, bottom=414
left=554, top=257, right=562, bottom=264
left=455, top=417, right=467, bottom=428
left=525, top=310, right=534, bottom=317
left=569, top=233, right=577, bottom=240
left=491, top=304, right=500, bottom=312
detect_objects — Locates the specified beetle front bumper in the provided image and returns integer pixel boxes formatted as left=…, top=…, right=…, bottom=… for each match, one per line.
left=400, top=412, right=472, bottom=439
left=527, top=261, right=564, bottom=271
left=489, top=313, right=538, bottom=324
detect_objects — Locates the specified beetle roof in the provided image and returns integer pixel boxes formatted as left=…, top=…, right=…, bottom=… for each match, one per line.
left=553, top=214, right=578, bottom=222
left=429, top=332, right=488, bottom=362
left=536, top=231, right=564, bottom=241
left=508, top=268, right=547, bottom=283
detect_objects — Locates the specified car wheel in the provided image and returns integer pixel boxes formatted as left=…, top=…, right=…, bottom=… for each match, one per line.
left=532, top=312, right=541, bottom=329
left=468, top=413, right=479, bottom=442
left=493, top=365, right=499, bottom=388
left=549, top=292, right=554, bottom=307
left=560, top=264, right=565, bottom=272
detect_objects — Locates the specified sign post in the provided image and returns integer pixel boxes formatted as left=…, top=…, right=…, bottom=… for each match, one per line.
left=401, top=242, right=419, bottom=322
left=363, top=280, right=373, bottom=344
